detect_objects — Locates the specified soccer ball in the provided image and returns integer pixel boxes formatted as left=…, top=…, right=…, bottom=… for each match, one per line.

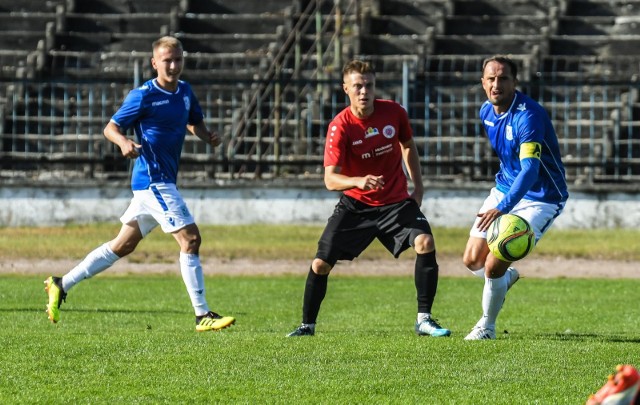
left=486, top=214, right=536, bottom=262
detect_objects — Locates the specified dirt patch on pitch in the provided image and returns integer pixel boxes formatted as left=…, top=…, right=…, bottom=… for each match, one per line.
left=2, top=255, right=637, bottom=278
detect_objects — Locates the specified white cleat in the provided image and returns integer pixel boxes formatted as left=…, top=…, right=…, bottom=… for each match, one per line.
left=464, top=326, right=496, bottom=340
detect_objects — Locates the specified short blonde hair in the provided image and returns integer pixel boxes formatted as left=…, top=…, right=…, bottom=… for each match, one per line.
left=152, top=36, right=183, bottom=53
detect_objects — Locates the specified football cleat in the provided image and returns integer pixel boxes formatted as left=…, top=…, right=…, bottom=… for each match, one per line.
left=586, top=364, right=640, bottom=405
left=286, top=324, right=315, bottom=337
left=464, top=326, right=496, bottom=340
left=44, top=276, right=66, bottom=323
left=415, top=317, right=451, bottom=337
left=195, top=311, right=235, bottom=332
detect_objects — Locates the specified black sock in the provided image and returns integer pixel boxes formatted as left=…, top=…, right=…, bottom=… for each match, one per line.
left=415, top=251, right=439, bottom=314
left=302, top=267, right=328, bottom=324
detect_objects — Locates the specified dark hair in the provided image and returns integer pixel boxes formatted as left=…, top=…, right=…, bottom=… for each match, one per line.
left=342, top=60, right=376, bottom=77
left=482, top=56, right=518, bottom=79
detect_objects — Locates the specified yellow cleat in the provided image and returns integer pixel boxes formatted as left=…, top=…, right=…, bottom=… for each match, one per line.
left=44, top=276, right=66, bottom=323
left=195, top=311, right=236, bottom=332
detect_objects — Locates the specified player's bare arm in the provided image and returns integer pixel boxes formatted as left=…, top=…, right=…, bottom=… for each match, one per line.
left=324, top=165, right=385, bottom=191
left=188, top=121, right=222, bottom=148
left=103, top=121, right=141, bottom=159
left=401, top=138, right=424, bottom=206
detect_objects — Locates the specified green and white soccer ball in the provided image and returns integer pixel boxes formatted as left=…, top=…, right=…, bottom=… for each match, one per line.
left=486, top=214, right=536, bottom=262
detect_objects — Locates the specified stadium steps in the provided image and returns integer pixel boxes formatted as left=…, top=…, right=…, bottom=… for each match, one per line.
left=179, top=13, right=289, bottom=35
left=451, top=0, right=558, bottom=16
left=565, top=0, right=640, bottom=16
left=549, top=35, right=640, bottom=56
left=0, top=0, right=64, bottom=12
left=67, top=0, right=180, bottom=14
left=61, top=13, right=172, bottom=34
left=539, top=55, right=640, bottom=81
left=444, top=15, right=551, bottom=36
left=185, top=0, right=296, bottom=14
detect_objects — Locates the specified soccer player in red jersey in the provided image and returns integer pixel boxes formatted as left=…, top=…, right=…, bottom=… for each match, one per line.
left=287, top=60, right=450, bottom=337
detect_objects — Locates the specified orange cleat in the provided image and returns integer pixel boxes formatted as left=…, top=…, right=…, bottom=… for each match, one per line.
left=586, top=364, right=640, bottom=405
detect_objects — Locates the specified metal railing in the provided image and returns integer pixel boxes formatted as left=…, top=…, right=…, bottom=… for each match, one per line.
left=2, top=72, right=639, bottom=188
left=1, top=0, right=640, bottom=190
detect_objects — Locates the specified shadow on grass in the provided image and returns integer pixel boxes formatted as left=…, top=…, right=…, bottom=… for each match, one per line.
left=544, top=332, right=640, bottom=343
left=0, top=307, right=186, bottom=315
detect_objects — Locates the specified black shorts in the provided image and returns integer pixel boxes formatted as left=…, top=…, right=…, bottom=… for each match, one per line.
left=316, top=194, right=433, bottom=266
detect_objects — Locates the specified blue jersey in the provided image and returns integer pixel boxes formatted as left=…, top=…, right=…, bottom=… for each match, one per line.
left=111, top=79, right=204, bottom=190
left=479, top=91, right=568, bottom=212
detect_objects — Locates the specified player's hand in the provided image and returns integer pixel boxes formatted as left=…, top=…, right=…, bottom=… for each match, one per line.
left=477, top=208, right=504, bottom=232
left=120, top=140, right=142, bottom=159
left=358, top=175, right=385, bottom=191
left=410, top=190, right=423, bottom=207
left=209, top=131, right=222, bottom=147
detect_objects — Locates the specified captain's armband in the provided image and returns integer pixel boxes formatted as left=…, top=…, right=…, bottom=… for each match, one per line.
left=520, top=142, right=542, bottom=160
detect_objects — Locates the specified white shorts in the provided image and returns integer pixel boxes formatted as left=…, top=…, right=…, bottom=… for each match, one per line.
left=470, top=187, right=566, bottom=242
left=120, top=183, right=195, bottom=237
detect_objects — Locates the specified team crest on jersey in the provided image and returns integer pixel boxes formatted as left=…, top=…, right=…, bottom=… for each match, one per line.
left=183, top=96, right=190, bottom=111
left=364, top=127, right=379, bottom=138
left=506, top=125, right=513, bottom=141
left=382, top=125, right=395, bottom=139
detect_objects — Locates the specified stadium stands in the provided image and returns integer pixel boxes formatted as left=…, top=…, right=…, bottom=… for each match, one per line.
left=1, top=0, right=640, bottom=185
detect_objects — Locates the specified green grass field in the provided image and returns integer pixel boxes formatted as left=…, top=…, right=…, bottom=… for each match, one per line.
left=2, top=274, right=639, bottom=403
left=1, top=225, right=639, bottom=403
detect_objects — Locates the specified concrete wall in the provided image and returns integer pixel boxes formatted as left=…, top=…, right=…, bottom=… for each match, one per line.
left=2, top=186, right=639, bottom=228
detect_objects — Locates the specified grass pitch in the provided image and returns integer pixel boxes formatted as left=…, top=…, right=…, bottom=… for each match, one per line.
left=2, top=274, right=639, bottom=403
left=1, top=224, right=639, bottom=261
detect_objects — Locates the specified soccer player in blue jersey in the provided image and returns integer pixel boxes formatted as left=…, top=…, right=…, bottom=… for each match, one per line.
left=44, top=36, right=235, bottom=332
left=463, top=55, right=569, bottom=340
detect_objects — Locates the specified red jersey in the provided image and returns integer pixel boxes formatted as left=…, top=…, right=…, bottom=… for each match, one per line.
left=324, top=99, right=413, bottom=206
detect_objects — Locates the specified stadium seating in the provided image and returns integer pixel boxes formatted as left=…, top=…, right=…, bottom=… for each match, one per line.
left=2, top=0, right=640, bottom=184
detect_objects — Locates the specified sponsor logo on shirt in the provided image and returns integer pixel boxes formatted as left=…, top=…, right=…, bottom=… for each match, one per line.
left=374, top=144, right=393, bottom=156
left=364, top=127, right=379, bottom=138
left=484, top=120, right=494, bottom=127
left=361, top=152, right=372, bottom=159
left=352, top=139, right=363, bottom=145
left=382, top=125, right=395, bottom=139
left=152, top=99, right=170, bottom=107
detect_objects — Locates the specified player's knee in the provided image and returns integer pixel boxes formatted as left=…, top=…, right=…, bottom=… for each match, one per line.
left=413, top=233, right=435, bottom=254
left=178, top=232, right=201, bottom=254
left=187, top=234, right=201, bottom=250
left=311, top=258, right=332, bottom=275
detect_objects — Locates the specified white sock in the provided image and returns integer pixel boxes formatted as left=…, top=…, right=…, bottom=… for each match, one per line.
left=478, top=274, right=508, bottom=330
left=62, top=243, right=119, bottom=292
left=468, top=267, right=485, bottom=278
left=180, top=252, right=210, bottom=316
left=417, top=312, right=431, bottom=323
left=506, top=267, right=518, bottom=288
